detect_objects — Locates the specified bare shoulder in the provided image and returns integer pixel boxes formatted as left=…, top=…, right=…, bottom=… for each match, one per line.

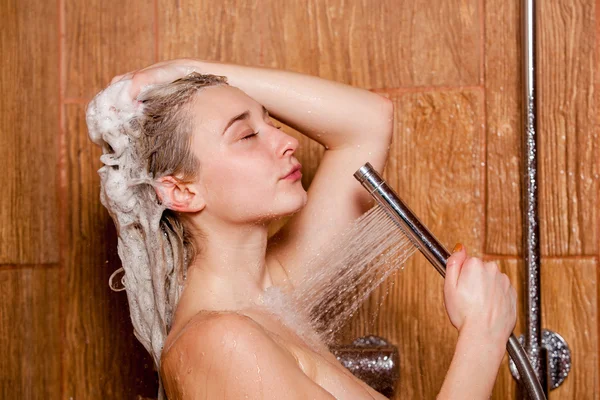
left=163, top=311, right=275, bottom=360
left=161, top=312, right=274, bottom=372
left=160, top=311, right=335, bottom=400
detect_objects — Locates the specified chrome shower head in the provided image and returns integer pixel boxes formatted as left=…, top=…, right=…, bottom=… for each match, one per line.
left=354, top=163, right=449, bottom=277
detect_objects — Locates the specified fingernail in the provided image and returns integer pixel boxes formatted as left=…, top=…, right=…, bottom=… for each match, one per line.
left=452, top=243, right=463, bottom=253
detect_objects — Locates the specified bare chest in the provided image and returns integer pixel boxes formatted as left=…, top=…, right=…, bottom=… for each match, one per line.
left=244, top=309, right=387, bottom=400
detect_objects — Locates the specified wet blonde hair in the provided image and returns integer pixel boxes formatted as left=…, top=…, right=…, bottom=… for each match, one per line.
left=87, top=72, right=228, bottom=399
left=136, top=72, right=228, bottom=272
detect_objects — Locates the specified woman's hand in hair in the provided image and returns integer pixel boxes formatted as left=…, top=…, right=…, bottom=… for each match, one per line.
left=110, top=59, right=204, bottom=99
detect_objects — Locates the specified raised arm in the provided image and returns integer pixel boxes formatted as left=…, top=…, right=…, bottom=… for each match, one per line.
left=118, top=59, right=392, bottom=151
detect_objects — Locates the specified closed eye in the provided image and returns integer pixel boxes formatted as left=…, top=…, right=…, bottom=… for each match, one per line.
left=242, top=132, right=258, bottom=140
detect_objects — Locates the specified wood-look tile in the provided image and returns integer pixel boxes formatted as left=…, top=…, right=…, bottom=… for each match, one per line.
left=484, top=0, right=522, bottom=256
left=158, top=0, right=262, bottom=65
left=261, top=0, right=481, bottom=88
left=538, top=0, right=597, bottom=256
left=0, top=267, right=61, bottom=399
left=64, top=0, right=155, bottom=98
left=338, top=89, right=484, bottom=399
left=0, top=0, right=59, bottom=264
left=158, top=0, right=480, bottom=88
left=492, top=259, right=598, bottom=399
left=384, top=89, right=484, bottom=255
left=62, top=105, right=158, bottom=398
left=485, top=0, right=598, bottom=256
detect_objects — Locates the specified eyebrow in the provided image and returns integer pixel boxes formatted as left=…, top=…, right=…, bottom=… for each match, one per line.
left=222, top=105, right=270, bottom=135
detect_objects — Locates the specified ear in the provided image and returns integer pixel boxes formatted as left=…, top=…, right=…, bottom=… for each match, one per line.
left=154, top=176, right=205, bottom=213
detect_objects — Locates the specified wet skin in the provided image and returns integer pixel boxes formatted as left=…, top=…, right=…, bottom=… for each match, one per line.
left=161, top=296, right=388, bottom=399
left=152, top=84, right=392, bottom=399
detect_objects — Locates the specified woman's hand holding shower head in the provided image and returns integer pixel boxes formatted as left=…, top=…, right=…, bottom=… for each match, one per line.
left=443, top=244, right=518, bottom=346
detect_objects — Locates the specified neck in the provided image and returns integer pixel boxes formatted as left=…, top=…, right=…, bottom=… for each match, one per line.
left=176, top=214, right=274, bottom=319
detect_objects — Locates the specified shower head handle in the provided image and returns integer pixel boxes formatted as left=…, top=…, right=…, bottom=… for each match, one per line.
left=354, top=163, right=450, bottom=277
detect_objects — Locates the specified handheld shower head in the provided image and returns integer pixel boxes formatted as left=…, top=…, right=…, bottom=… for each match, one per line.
left=354, top=162, right=546, bottom=400
left=354, top=164, right=449, bottom=277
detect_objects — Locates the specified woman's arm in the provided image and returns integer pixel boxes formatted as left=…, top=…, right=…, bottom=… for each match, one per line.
left=122, top=59, right=393, bottom=150
left=438, top=245, right=517, bottom=399
left=119, top=59, right=393, bottom=286
left=198, top=60, right=393, bottom=150
left=438, top=329, right=506, bottom=399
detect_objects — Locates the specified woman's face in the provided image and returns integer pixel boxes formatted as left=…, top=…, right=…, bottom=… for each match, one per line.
left=188, top=85, right=307, bottom=224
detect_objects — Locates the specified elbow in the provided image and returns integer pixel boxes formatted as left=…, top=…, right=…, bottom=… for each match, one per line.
left=377, top=95, right=394, bottom=145
left=383, top=96, right=394, bottom=132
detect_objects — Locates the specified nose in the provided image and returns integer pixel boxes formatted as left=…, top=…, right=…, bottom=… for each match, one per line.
left=276, top=130, right=299, bottom=158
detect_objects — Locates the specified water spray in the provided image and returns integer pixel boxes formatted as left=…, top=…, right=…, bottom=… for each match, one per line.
left=354, top=162, right=546, bottom=400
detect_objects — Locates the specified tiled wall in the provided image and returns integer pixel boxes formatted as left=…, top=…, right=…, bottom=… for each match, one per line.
left=1, top=0, right=597, bottom=398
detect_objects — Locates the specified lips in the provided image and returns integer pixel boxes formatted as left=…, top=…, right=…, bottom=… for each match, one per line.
left=282, top=164, right=302, bottom=180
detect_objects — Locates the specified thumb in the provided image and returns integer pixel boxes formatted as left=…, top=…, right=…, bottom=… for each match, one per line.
left=445, top=243, right=467, bottom=290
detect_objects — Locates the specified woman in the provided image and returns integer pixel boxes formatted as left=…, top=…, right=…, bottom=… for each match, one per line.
left=94, top=59, right=517, bottom=399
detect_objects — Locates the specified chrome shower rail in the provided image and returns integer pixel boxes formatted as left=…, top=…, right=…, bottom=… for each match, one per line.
left=521, top=0, right=547, bottom=394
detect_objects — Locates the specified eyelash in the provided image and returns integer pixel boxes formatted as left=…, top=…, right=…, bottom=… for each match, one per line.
left=242, top=133, right=258, bottom=140
left=241, top=125, right=282, bottom=140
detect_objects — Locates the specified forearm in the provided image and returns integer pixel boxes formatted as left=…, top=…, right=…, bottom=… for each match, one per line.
left=438, top=330, right=506, bottom=399
left=196, top=60, right=393, bottom=149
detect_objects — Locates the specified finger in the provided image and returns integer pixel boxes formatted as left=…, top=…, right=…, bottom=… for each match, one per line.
left=137, top=59, right=181, bottom=72
left=510, top=285, right=517, bottom=307
left=110, top=71, right=136, bottom=85
left=110, top=74, right=124, bottom=85
left=484, top=261, right=499, bottom=274
left=130, top=65, right=196, bottom=99
left=445, top=243, right=467, bottom=290
left=500, top=273, right=511, bottom=291
left=509, top=285, right=518, bottom=325
left=121, top=72, right=136, bottom=81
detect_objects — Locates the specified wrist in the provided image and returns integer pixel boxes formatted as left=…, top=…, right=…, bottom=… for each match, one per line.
left=457, top=325, right=506, bottom=363
left=439, top=329, right=506, bottom=399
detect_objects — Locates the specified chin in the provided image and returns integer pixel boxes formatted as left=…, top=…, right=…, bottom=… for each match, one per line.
left=294, top=190, right=309, bottom=210
left=278, top=191, right=308, bottom=217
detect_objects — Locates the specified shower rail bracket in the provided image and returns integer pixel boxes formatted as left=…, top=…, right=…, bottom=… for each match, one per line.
left=508, top=329, right=571, bottom=390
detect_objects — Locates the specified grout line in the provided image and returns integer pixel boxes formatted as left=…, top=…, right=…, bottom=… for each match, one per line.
left=0, top=263, right=61, bottom=269
left=483, top=254, right=599, bottom=261
left=154, top=0, right=159, bottom=62
left=596, top=0, right=600, bottom=384
left=259, top=1, right=264, bottom=65
left=59, top=2, right=66, bottom=101
left=371, top=85, right=484, bottom=95
left=57, top=0, right=66, bottom=397
left=482, top=254, right=521, bottom=261
left=480, top=78, right=487, bottom=257
left=478, top=0, right=487, bottom=256
left=478, top=0, right=485, bottom=85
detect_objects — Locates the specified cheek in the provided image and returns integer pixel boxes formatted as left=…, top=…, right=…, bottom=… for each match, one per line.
left=203, top=153, right=275, bottom=208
